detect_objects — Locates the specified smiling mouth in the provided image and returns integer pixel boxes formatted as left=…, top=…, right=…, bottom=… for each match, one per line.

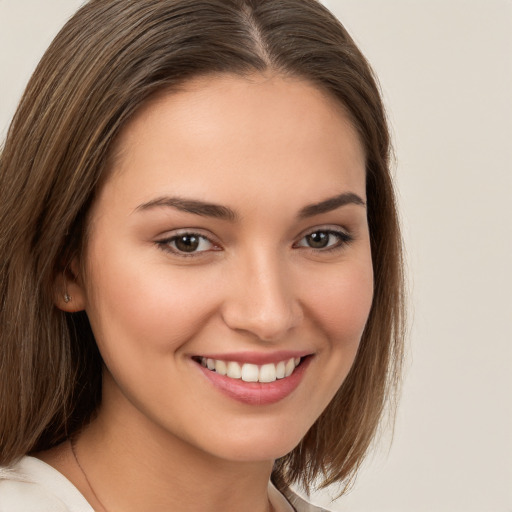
left=192, top=356, right=304, bottom=384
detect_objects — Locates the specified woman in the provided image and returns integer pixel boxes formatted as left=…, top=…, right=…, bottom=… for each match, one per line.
left=0, top=0, right=404, bottom=510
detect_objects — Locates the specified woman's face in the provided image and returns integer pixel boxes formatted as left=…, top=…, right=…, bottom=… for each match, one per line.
left=72, top=74, right=373, bottom=462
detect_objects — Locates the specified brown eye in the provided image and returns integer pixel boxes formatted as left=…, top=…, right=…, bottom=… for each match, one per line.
left=158, top=233, right=216, bottom=255
left=305, top=231, right=329, bottom=248
left=174, top=234, right=201, bottom=253
left=295, top=229, right=353, bottom=251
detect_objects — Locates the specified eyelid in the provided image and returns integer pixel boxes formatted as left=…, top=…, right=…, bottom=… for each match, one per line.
left=293, top=225, right=354, bottom=251
left=155, top=229, right=222, bottom=257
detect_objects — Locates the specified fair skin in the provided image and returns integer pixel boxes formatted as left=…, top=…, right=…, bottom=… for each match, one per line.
left=42, top=73, right=373, bottom=512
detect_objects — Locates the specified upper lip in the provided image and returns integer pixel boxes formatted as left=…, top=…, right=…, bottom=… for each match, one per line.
left=193, top=350, right=313, bottom=365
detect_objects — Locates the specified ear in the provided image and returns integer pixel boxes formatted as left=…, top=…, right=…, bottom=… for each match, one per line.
left=54, top=258, right=86, bottom=312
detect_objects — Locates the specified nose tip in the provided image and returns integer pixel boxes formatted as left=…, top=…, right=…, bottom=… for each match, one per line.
left=221, top=264, right=302, bottom=342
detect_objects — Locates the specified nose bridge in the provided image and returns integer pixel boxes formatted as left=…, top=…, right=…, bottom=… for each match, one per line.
left=222, top=246, right=302, bottom=341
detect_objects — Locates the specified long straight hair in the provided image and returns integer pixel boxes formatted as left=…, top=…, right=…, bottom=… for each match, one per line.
left=0, top=0, right=405, bottom=493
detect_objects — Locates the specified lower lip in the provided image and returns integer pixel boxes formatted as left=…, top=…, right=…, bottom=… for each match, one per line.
left=196, top=357, right=311, bottom=405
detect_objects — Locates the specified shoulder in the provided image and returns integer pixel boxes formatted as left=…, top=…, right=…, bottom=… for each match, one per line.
left=0, top=456, right=92, bottom=512
left=270, top=481, right=333, bottom=512
left=282, top=486, right=334, bottom=512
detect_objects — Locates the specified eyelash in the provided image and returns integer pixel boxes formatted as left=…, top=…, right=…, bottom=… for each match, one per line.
left=156, top=232, right=219, bottom=257
left=293, top=228, right=354, bottom=253
left=156, top=228, right=353, bottom=257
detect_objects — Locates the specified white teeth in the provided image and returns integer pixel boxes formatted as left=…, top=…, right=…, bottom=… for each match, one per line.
left=241, top=363, right=259, bottom=382
left=226, top=361, right=242, bottom=379
left=276, top=361, right=286, bottom=379
left=259, top=363, right=277, bottom=383
left=284, top=358, right=295, bottom=377
left=215, top=360, right=227, bottom=376
left=200, top=356, right=303, bottom=383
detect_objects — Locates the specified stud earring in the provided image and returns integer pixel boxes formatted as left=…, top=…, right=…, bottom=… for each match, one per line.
left=64, top=293, right=72, bottom=303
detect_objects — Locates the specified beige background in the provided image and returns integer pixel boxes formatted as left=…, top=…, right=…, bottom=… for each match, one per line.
left=1, top=1, right=511, bottom=510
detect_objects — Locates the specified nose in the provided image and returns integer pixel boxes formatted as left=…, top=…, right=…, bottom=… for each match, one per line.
left=221, top=251, right=303, bottom=342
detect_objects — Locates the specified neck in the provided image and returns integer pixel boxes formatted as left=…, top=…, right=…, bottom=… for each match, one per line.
left=74, top=388, right=275, bottom=512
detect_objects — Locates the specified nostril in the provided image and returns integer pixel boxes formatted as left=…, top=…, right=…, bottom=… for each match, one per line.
left=220, top=266, right=303, bottom=341
left=222, top=304, right=302, bottom=342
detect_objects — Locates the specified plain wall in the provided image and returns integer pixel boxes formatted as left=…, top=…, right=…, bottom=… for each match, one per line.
left=1, top=1, right=511, bottom=511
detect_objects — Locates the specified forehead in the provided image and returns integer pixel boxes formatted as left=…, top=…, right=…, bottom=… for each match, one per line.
left=100, top=73, right=366, bottom=211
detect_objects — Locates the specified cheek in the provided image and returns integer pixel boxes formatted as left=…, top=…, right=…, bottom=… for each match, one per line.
left=305, top=260, right=374, bottom=346
left=281, top=258, right=374, bottom=430
left=82, top=241, right=217, bottom=362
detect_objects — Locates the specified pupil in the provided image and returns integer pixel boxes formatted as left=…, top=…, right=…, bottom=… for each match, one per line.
left=307, top=232, right=328, bottom=248
left=175, top=235, right=199, bottom=252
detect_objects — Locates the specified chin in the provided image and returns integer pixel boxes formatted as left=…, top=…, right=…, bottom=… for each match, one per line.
left=191, top=419, right=310, bottom=463
left=207, top=440, right=299, bottom=464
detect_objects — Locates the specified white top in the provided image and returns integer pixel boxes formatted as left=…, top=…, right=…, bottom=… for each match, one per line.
left=0, top=456, right=329, bottom=512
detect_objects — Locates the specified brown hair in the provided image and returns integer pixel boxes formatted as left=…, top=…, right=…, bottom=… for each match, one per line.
left=0, top=0, right=404, bottom=493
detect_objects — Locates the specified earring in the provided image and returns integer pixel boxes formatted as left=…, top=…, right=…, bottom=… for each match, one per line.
left=64, top=293, right=72, bottom=303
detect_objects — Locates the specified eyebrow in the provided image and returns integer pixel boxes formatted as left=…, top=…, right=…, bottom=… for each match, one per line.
left=298, top=192, right=366, bottom=218
left=135, top=196, right=238, bottom=221
left=135, top=191, right=365, bottom=221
